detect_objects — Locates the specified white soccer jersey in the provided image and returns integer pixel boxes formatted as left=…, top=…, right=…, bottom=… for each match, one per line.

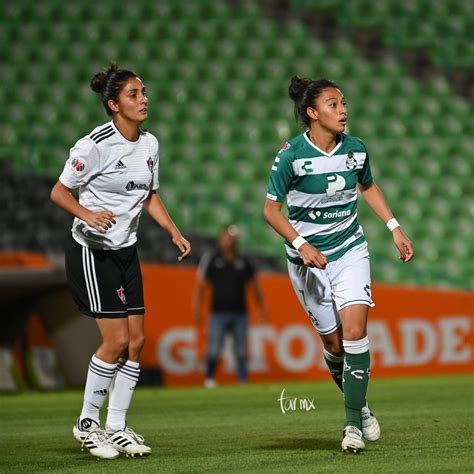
left=59, top=120, right=160, bottom=250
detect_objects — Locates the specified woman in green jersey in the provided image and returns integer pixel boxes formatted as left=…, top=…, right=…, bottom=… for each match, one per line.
left=264, top=76, right=414, bottom=453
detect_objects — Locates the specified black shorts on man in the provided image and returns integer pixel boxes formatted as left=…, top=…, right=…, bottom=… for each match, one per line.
left=65, top=236, right=145, bottom=318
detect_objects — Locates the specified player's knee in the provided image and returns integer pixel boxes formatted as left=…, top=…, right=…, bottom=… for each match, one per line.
left=343, top=327, right=367, bottom=341
left=100, top=338, right=129, bottom=359
left=109, top=334, right=129, bottom=354
left=129, top=334, right=145, bottom=355
left=323, top=340, right=344, bottom=355
left=115, top=337, right=130, bottom=356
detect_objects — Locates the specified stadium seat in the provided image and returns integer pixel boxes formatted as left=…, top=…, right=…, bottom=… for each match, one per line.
left=1, top=0, right=472, bottom=288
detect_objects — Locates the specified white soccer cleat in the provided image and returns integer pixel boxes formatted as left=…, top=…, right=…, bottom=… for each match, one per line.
left=73, top=418, right=119, bottom=459
left=361, top=404, right=381, bottom=441
left=341, top=426, right=365, bottom=453
left=108, top=426, right=151, bottom=457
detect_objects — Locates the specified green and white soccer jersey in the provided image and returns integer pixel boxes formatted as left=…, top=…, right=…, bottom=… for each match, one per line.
left=267, top=132, right=373, bottom=264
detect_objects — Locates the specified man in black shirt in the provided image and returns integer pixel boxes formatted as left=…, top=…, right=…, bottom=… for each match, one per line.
left=193, top=225, right=265, bottom=386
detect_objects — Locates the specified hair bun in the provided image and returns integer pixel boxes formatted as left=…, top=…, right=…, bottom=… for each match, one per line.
left=288, top=75, right=312, bottom=103
left=90, top=72, right=108, bottom=93
left=90, top=63, right=118, bottom=93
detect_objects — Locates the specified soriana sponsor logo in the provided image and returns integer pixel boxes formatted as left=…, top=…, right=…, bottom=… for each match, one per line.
left=140, top=264, right=474, bottom=385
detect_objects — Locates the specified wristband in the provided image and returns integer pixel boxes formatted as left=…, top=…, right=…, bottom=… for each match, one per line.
left=386, top=218, right=400, bottom=232
left=292, top=235, right=307, bottom=250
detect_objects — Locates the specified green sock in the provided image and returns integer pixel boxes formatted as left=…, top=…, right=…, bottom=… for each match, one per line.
left=343, top=350, right=370, bottom=430
left=323, top=349, right=344, bottom=392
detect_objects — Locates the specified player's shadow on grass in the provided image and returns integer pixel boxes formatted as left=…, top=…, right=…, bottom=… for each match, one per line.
left=64, top=446, right=97, bottom=458
left=257, top=437, right=338, bottom=451
left=64, top=447, right=113, bottom=461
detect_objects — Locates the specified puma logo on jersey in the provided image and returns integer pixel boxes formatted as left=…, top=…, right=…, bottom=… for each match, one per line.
left=115, top=160, right=126, bottom=169
left=326, top=174, right=346, bottom=196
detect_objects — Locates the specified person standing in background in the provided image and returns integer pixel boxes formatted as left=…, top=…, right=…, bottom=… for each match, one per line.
left=193, top=225, right=266, bottom=387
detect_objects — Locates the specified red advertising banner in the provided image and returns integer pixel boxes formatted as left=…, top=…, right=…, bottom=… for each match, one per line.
left=140, top=264, right=473, bottom=386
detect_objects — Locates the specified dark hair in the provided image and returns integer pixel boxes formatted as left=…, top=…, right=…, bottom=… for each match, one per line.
left=90, top=63, right=139, bottom=116
left=288, top=76, right=339, bottom=127
left=219, top=223, right=240, bottom=237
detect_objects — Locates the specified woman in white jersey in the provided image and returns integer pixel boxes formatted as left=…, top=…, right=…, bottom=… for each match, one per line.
left=264, top=76, right=414, bottom=453
left=51, top=64, right=191, bottom=459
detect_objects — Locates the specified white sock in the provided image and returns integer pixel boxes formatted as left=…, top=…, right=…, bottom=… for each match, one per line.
left=79, top=354, right=117, bottom=425
left=106, top=359, right=140, bottom=432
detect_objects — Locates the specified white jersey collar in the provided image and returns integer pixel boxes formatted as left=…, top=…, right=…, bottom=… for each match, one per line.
left=303, top=131, right=344, bottom=157
left=111, top=120, right=142, bottom=144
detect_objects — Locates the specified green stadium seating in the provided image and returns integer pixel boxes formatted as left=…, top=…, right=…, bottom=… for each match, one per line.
left=1, top=0, right=472, bottom=289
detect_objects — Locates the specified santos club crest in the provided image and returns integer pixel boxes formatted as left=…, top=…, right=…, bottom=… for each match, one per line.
left=346, top=151, right=357, bottom=169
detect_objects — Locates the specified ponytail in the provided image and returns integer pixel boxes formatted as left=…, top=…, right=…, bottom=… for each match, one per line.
left=288, top=76, right=339, bottom=127
left=90, top=63, right=138, bottom=116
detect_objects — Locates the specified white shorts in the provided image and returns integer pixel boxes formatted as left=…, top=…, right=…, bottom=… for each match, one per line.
left=287, top=242, right=374, bottom=336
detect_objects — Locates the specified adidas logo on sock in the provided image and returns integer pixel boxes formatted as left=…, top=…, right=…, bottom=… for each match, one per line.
left=93, top=389, right=108, bottom=396
left=115, top=160, right=126, bottom=169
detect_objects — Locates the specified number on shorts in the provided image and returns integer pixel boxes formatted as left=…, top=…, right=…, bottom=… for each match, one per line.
left=298, top=290, right=318, bottom=326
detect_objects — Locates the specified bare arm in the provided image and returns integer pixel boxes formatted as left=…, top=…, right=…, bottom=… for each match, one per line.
left=50, top=180, right=115, bottom=233
left=192, top=272, right=207, bottom=324
left=263, top=198, right=328, bottom=268
left=248, top=277, right=266, bottom=322
left=358, top=181, right=414, bottom=262
left=144, top=191, right=191, bottom=261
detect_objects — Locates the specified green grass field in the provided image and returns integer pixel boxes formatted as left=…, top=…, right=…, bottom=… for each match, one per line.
left=0, top=375, right=473, bottom=473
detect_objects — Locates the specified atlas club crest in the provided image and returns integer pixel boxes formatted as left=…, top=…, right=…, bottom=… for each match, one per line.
left=117, top=286, right=127, bottom=305
left=147, top=156, right=153, bottom=173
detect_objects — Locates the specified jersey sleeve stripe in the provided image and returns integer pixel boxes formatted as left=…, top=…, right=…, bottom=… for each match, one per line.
left=93, top=130, right=116, bottom=144
left=90, top=125, right=113, bottom=140
left=266, top=192, right=280, bottom=201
